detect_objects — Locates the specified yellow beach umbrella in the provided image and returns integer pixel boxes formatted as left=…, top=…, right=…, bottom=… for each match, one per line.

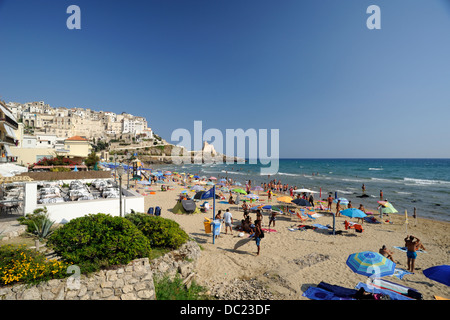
left=276, top=196, right=293, bottom=203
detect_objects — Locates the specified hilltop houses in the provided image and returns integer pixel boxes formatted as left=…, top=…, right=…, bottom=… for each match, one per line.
left=6, top=101, right=153, bottom=141
left=1, top=100, right=154, bottom=166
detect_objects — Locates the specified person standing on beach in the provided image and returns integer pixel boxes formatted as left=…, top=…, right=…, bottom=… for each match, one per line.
left=308, top=194, right=314, bottom=207
left=242, top=200, right=250, bottom=219
left=268, top=210, right=277, bottom=228
left=223, top=209, right=233, bottom=235
left=362, top=184, right=366, bottom=195
left=335, top=200, right=341, bottom=217
left=254, top=219, right=263, bottom=256
left=327, top=194, right=333, bottom=212
left=404, top=235, right=420, bottom=273
left=380, top=190, right=383, bottom=200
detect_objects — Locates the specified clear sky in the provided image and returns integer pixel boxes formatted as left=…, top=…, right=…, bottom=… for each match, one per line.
left=1, top=0, right=449, bottom=158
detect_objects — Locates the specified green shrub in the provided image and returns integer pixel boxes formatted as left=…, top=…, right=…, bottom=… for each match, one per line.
left=125, top=213, right=189, bottom=249
left=47, top=213, right=151, bottom=273
left=154, top=274, right=209, bottom=300
left=18, top=207, right=49, bottom=234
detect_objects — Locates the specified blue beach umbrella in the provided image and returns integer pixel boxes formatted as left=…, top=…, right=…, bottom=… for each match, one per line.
left=423, top=265, right=450, bottom=286
left=333, top=198, right=349, bottom=205
left=340, top=208, right=367, bottom=219
left=346, top=251, right=396, bottom=278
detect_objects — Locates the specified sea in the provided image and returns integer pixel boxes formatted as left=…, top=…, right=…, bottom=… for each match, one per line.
left=155, top=158, right=450, bottom=223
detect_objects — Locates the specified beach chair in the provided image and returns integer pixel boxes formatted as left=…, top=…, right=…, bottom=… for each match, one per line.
left=293, top=210, right=307, bottom=222
left=344, top=220, right=355, bottom=230
left=155, top=206, right=161, bottom=216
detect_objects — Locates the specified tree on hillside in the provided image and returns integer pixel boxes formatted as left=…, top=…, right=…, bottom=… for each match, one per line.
left=84, top=151, right=100, bottom=169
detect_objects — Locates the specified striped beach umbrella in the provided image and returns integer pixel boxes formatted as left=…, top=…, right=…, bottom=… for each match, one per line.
left=346, top=251, right=396, bottom=278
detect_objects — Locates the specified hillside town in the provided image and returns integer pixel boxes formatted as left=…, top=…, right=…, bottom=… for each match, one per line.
left=0, top=99, right=157, bottom=167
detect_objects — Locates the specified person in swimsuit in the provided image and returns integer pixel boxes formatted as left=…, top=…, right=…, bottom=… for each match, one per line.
left=268, top=210, right=277, bottom=228
left=404, top=235, right=420, bottom=273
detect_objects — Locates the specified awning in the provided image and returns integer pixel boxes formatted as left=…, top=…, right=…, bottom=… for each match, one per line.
left=4, top=125, right=17, bottom=140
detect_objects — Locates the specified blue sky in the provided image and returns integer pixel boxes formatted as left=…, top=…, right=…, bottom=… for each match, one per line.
left=0, top=0, right=449, bottom=158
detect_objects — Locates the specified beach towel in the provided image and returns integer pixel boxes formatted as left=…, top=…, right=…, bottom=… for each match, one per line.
left=317, top=282, right=357, bottom=299
left=355, top=282, right=413, bottom=300
left=371, top=278, right=421, bottom=298
left=312, top=224, right=330, bottom=230
left=392, top=268, right=413, bottom=280
left=261, top=228, right=276, bottom=232
left=393, top=246, right=427, bottom=253
left=364, top=216, right=381, bottom=224
left=302, top=286, right=351, bottom=300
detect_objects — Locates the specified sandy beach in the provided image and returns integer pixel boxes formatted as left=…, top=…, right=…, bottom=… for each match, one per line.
left=138, top=180, right=450, bottom=300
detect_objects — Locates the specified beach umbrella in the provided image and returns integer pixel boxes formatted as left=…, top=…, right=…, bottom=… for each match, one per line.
left=277, top=196, right=293, bottom=203
left=234, top=182, right=242, bottom=186
left=138, top=180, right=151, bottom=185
left=192, top=185, right=205, bottom=191
left=340, top=208, right=367, bottom=219
left=206, top=181, right=214, bottom=186
left=258, top=204, right=282, bottom=211
left=193, top=175, right=200, bottom=179
left=194, top=191, right=206, bottom=199
left=209, top=176, right=217, bottom=180
left=333, top=198, right=349, bottom=205
left=378, top=201, right=398, bottom=214
left=423, top=265, right=450, bottom=286
left=291, top=198, right=312, bottom=207
left=232, top=188, right=247, bottom=194
left=219, top=178, right=227, bottom=182
left=293, top=188, right=317, bottom=193
left=220, top=187, right=229, bottom=192
left=245, top=193, right=259, bottom=199
left=346, top=251, right=396, bottom=278
left=251, top=186, right=264, bottom=191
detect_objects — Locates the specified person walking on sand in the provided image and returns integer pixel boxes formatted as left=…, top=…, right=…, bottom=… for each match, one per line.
left=223, top=209, right=233, bottom=235
left=404, top=235, right=420, bottom=273
left=362, top=184, right=366, bottom=195
left=380, top=190, right=383, bottom=200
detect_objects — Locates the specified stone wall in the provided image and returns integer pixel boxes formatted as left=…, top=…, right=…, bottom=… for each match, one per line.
left=0, top=241, right=201, bottom=300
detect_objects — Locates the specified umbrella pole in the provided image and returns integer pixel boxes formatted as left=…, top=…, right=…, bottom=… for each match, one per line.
left=213, top=186, right=216, bottom=245
left=332, top=212, right=336, bottom=235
